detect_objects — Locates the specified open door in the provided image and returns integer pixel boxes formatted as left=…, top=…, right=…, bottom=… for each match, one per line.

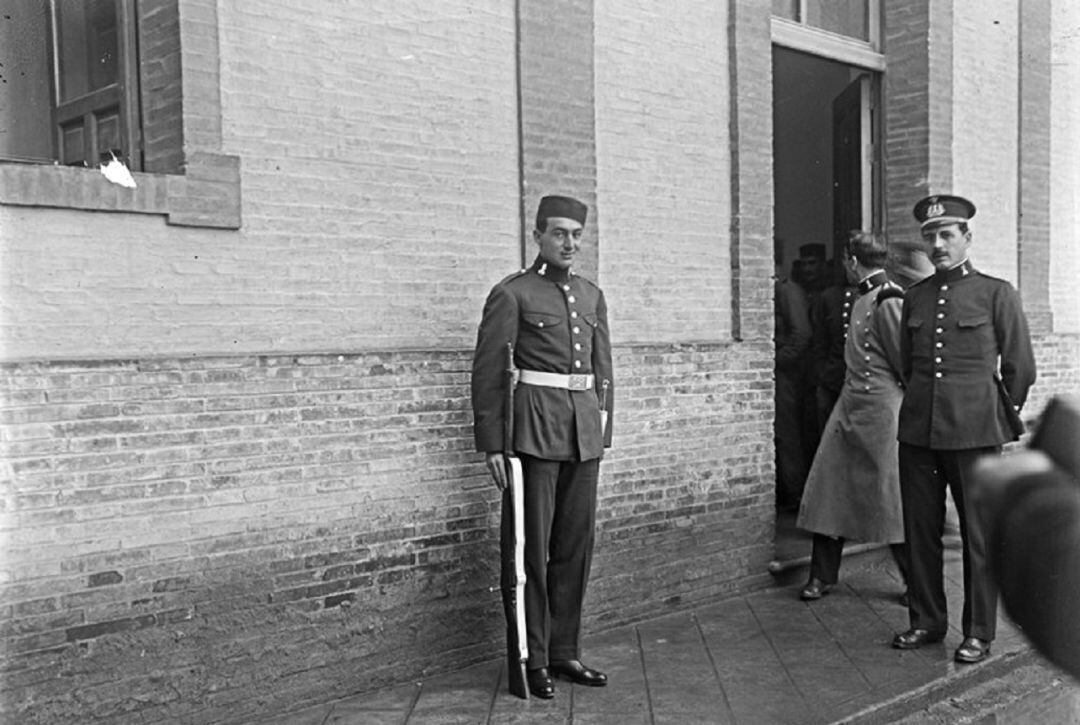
left=831, top=74, right=874, bottom=255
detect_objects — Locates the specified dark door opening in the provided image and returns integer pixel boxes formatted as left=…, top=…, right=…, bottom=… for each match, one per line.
left=770, top=46, right=880, bottom=569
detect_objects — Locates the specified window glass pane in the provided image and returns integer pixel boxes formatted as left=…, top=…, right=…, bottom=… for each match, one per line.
left=771, top=0, right=798, bottom=21
left=805, top=0, right=868, bottom=41
left=0, top=0, right=54, bottom=162
left=55, top=0, right=119, bottom=102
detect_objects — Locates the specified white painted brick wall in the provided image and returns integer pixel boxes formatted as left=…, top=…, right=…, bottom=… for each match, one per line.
left=594, top=0, right=732, bottom=344
left=1050, top=0, right=1080, bottom=333
left=951, top=0, right=1020, bottom=283
left=0, top=0, right=519, bottom=360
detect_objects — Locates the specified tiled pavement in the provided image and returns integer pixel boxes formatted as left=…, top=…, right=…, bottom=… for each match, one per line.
left=257, top=540, right=1071, bottom=725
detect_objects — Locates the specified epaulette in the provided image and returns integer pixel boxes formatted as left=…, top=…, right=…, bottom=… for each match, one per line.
left=875, top=282, right=904, bottom=305
left=497, top=268, right=531, bottom=286
left=574, top=273, right=601, bottom=291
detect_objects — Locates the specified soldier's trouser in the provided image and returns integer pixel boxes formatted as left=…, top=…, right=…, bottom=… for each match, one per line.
left=504, top=454, right=599, bottom=670
left=899, top=444, right=1000, bottom=641
left=810, top=534, right=910, bottom=587
left=775, top=370, right=808, bottom=508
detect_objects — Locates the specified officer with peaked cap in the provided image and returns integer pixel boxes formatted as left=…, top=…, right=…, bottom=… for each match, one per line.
left=472, top=195, right=613, bottom=698
left=891, top=194, right=1036, bottom=664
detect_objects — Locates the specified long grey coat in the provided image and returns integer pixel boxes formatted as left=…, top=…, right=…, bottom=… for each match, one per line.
left=797, top=278, right=906, bottom=543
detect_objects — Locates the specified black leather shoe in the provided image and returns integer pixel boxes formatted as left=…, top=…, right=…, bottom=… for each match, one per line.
left=550, top=659, right=607, bottom=687
left=954, top=637, right=991, bottom=664
left=892, top=628, right=946, bottom=649
left=799, top=578, right=834, bottom=601
left=526, top=667, right=555, bottom=699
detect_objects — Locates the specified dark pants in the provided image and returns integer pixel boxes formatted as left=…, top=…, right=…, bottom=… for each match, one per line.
left=775, top=370, right=808, bottom=508
left=501, top=455, right=599, bottom=669
left=899, top=443, right=1001, bottom=640
left=809, top=533, right=909, bottom=586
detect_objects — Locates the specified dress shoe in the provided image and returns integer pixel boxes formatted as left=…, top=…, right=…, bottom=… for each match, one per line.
left=549, top=659, right=608, bottom=687
left=799, top=578, right=834, bottom=601
left=526, top=667, right=555, bottom=699
left=954, top=637, right=991, bottom=664
left=892, top=628, right=946, bottom=649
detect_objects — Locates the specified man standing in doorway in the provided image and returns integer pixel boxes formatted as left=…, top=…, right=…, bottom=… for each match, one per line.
left=472, top=195, right=613, bottom=698
left=891, top=194, right=1036, bottom=664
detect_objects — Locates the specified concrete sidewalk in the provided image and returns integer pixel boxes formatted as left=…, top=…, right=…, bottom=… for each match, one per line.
left=256, top=542, right=1062, bottom=725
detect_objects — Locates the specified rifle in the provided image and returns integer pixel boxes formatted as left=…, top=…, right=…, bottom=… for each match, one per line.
left=501, top=343, right=529, bottom=699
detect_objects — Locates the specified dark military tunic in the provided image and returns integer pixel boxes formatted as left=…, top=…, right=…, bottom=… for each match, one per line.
left=898, top=261, right=1036, bottom=449
left=472, top=259, right=613, bottom=460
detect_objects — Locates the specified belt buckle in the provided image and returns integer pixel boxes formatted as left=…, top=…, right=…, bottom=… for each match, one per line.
left=567, top=374, right=589, bottom=391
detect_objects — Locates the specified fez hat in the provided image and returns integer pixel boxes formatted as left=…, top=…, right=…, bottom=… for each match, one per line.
left=798, top=243, right=827, bottom=260
left=536, top=195, right=588, bottom=228
left=913, top=194, right=976, bottom=229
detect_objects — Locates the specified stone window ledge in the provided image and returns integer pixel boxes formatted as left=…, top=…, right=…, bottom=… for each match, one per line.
left=0, top=151, right=241, bottom=229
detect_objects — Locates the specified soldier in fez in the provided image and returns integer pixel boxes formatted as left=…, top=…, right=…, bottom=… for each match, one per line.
left=891, top=195, right=1036, bottom=665
left=472, top=195, right=613, bottom=699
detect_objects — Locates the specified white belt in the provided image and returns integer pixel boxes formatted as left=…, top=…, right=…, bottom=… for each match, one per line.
left=518, top=370, right=594, bottom=391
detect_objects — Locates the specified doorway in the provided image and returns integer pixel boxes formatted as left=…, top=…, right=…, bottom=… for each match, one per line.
left=771, top=45, right=882, bottom=569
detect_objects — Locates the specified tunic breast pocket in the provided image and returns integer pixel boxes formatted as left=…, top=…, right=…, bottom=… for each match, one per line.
left=955, top=314, right=993, bottom=354
left=523, top=312, right=564, bottom=331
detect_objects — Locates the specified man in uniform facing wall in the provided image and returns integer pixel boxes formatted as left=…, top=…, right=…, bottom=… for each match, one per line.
left=472, top=195, right=613, bottom=699
left=891, top=194, right=1036, bottom=665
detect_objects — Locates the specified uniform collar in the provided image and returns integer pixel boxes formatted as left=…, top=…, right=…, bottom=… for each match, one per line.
left=530, top=256, right=573, bottom=284
left=932, top=258, right=975, bottom=284
left=857, top=270, right=889, bottom=295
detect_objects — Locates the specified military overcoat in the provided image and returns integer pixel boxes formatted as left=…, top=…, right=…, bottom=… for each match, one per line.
left=798, top=274, right=906, bottom=542
left=472, top=258, right=613, bottom=462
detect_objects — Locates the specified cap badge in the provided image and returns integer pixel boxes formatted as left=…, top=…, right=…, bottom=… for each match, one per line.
left=926, top=202, right=945, bottom=218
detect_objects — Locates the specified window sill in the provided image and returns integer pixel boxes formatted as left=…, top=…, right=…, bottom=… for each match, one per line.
left=0, top=151, right=241, bottom=229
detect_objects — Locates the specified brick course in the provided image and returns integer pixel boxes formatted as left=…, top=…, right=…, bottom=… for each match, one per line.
left=0, top=343, right=778, bottom=723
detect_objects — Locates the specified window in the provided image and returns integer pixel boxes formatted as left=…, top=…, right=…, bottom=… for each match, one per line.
left=771, top=0, right=883, bottom=72
left=0, top=0, right=240, bottom=229
left=0, top=0, right=181, bottom=173
left=772, top=0, right=873, bottom=42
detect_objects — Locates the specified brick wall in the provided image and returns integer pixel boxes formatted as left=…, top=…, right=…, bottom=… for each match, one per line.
left=1049, top=0, right=1080, bottom=333
left=951, top=0, right=1020, bottom=282
left=138, top=0, right=184, bottom=174
left=594, top=0, right=734, bottom=342
left=0, top=342, right=776, bottom=724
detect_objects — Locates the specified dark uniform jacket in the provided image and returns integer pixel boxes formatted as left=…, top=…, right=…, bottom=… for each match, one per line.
left=472, top=258, right=613, bottom=461
left=812, top=284, right=857, bottom=394
left=898, top=260, right=1036, bottom=450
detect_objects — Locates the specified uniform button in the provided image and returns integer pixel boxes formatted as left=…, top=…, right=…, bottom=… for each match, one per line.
left=935, top=372, right=943, bottom=378
left=936, top=342, right=944, bottom=348
left=935, top=357, right=942, bottom=363
left=938, top=298, right=946, bottom=305
left=571, top=311, right=578, bottom=319
left=936, top=312, right=945, bottom=319
left=538, top=322, right=544, bottom=328
left=845, top=290, right=852, bottom=297
left=936, top=327, right=943, bottom=334
left=843, top=323, right=849, bottom=330
left=574, top=343, right=582, bottom=351
left=574, top=360, right=582, bottom=369
left=940, top=284, right=949, bottom=291
left=568, top=295, right=576, bottom=303
left=573, top=326, right=580, bottom=334
left=864, top=355, right=871, bottom=362
left=863, top=371, right=871, bottom=377
left=843, top=302, right=851, bottom=308
left=563, top=285, right=570, bottom=292
left=864, top=385, right=871, bottom=391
